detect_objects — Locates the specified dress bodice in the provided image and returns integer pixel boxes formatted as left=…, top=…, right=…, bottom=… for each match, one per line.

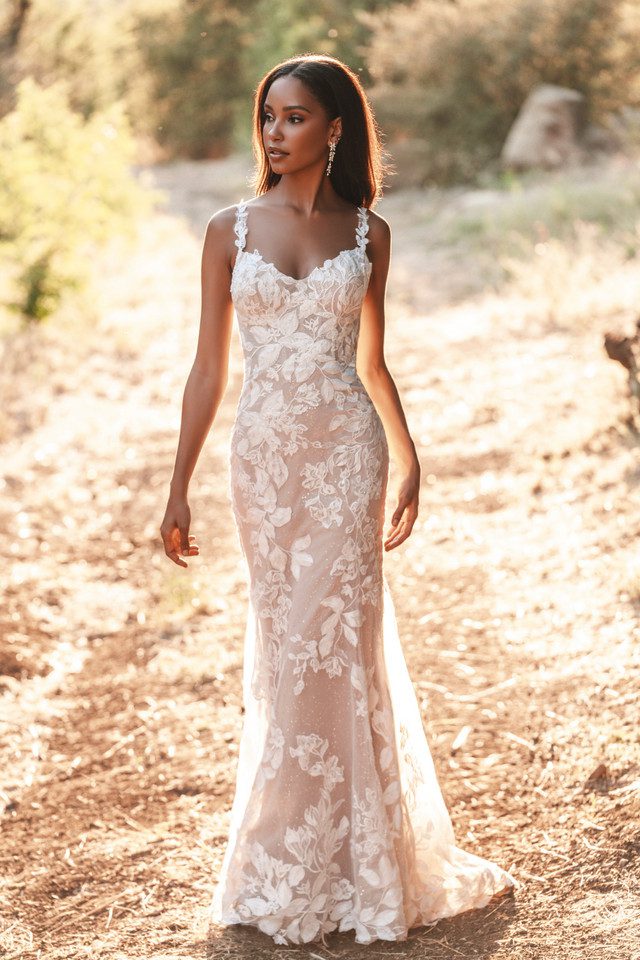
left=230, top=200, right=373, bottom=374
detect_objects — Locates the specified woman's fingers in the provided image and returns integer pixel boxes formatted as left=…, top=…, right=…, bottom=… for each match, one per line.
left=384, top=519, right=409, bottom=550
left=177, top=530, right=200, bottom=557
left=180, top=532, right=199, bottom=555
left=384, top=501, right=418, bottom=551
left=161, top=525, right=199, bottom=567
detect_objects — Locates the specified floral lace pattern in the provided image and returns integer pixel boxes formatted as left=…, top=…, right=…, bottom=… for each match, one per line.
left=209, top=199, right=518, bottom=946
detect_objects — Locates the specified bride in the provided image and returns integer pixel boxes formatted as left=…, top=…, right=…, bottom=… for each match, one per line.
left=160, top=51, right=518, bottom=947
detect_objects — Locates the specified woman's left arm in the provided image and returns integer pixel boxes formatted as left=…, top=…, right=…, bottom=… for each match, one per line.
left=356, top=211, right=420, bottom=552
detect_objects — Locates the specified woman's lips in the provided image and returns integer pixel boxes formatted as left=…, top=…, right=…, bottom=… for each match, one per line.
left=269, top=150, right=288, bottom=158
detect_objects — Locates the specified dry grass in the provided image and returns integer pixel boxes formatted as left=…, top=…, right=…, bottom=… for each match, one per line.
left=0, top=154, right=639, bottom=960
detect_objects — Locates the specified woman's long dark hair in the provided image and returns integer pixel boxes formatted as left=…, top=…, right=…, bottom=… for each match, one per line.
left=249, top=54, right=392, bottom=208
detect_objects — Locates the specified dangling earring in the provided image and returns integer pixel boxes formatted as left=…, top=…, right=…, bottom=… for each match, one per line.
left=326, top=139, right=338, bottom=177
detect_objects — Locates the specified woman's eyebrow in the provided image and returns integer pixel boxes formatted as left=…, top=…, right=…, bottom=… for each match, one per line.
left=264, top=103, right=311, bottom=113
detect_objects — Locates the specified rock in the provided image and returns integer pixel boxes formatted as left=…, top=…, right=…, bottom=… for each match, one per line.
left=501, top=84, right=587, bottom=171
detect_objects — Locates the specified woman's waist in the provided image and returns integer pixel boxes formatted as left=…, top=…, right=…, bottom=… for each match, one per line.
left=242, top=354, right=359, bottom=379
left=236, top=374, right=374, bottom=408
left=233, top=377, right=382, bottom=431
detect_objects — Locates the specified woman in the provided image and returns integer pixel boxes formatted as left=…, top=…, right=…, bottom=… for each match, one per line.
left=160, top=53, right=517, bottom=947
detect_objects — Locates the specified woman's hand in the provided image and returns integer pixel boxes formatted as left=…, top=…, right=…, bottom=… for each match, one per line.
left=384, top=462, right=420, bottom=552
left=160, top=495, right=200, bottom=568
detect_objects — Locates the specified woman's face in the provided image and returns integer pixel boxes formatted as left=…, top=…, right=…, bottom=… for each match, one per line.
left=261, top=75, right=341, bottom=174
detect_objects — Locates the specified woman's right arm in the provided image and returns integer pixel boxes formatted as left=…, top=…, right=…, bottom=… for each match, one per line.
left=160, top=208, right=235, bottom=567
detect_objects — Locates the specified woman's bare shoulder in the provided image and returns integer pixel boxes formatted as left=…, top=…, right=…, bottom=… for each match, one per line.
left=206, top=201, right=244, bottom=232
left=366, top=208, right=391, bottom=237
left=204, top=200, right=254, bottom=259
left=201, top=203, right=247, bottom=273
left=366, top=208, right=391, bottom=259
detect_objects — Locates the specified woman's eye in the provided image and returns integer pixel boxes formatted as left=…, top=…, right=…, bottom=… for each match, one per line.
left=263, top=114, right=302, bottom=123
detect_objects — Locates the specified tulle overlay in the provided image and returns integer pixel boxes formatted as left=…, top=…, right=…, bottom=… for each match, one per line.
left=208, top=200, right=518, bottom=946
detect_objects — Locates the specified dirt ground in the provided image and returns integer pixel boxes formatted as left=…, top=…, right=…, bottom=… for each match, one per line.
left=1, top=155, right=639, bottom=960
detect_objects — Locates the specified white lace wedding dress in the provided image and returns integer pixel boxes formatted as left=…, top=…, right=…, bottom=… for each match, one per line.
left=208, top=199, right=518, bottom=946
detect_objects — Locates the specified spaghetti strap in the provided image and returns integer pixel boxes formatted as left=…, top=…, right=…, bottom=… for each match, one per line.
left=356, top=205, right=370, bottom=252
left=234, top=200, right=248, bottom=252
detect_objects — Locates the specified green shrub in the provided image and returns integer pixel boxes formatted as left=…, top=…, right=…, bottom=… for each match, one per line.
left=0, top=76, right=153, bottom=322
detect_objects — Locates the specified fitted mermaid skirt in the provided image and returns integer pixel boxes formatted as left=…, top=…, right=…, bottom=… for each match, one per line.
left=208, top=200, right=518, bottom=945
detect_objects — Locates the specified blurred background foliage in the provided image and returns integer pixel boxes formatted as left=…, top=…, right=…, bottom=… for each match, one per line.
left=364, top=0, right=640, bottom=184
left=1, top=0, right=640, bottom=321
left=0, top=76, right=152, bottom=320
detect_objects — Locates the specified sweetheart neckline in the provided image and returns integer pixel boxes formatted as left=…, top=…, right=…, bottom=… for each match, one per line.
left=233, top=244, right=371, bottom=285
